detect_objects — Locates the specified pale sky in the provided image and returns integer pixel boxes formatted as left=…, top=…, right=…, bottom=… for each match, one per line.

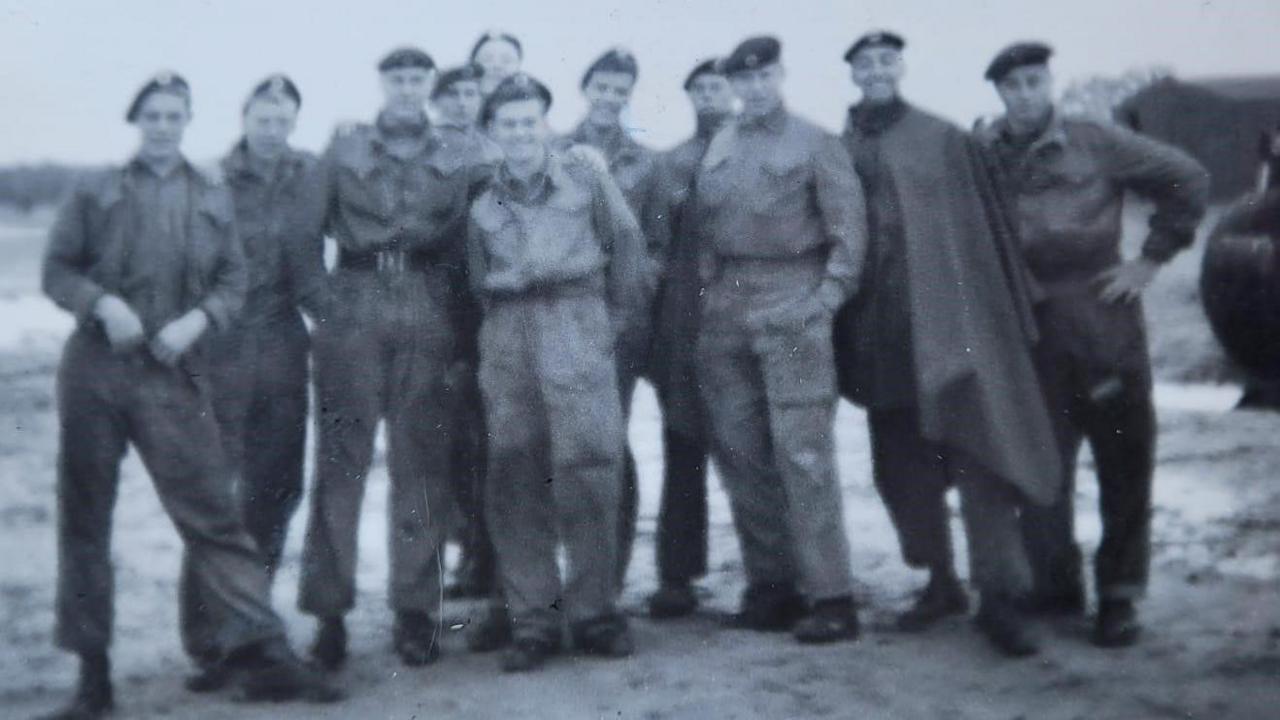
left=1, top=0, right=1278, bottom=165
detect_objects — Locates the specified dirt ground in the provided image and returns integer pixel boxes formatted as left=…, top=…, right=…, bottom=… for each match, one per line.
left=2, top=207, right=1279, bottom=719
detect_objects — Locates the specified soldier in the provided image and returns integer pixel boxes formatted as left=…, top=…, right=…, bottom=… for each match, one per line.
left=180, top=73, right=332, bottom=691
left=40, top=72, right=335, bottom=719
left=645, top=58, right=734, bottom=619
left=466, top=74, right=648, bottom=672
left=834, top=32, right=1063, bottom=656
left=978, top=42, right=1209, bottom=647
left=297, top=46, right=485, bottom=670
left=694, top=36, right=866, bottom=643
left=469, top=31, right=524, bottom=97
left=431, top=62, right=503, bottom=600
left=561, top=47, right=663, bottom=586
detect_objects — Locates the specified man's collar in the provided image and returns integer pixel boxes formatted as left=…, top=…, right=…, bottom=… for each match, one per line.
left=495, top=150, right=557, bottom=204
left=374, top=110, right=432, bottom=145
left=846, top=97, right=909, bottom=135
left=129, top=153, right=189, bottom=180
left=994, top=108, right=1066, bottom=155
left=223, top=139, right=301, bottom=181
left=738, top=104, right=788, bottom=134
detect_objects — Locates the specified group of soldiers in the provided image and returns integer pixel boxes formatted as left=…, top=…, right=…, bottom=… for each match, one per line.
left=38, top=26, right=1210, bottom=719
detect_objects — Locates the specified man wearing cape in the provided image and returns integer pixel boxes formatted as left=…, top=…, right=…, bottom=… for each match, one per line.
left=833, top=32, right=1062, bottom=657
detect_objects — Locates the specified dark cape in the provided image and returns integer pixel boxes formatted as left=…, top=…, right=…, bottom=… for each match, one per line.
left=833, top=104, right=1062, bottom=505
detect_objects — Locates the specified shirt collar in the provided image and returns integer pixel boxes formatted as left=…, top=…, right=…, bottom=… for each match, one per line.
left=571, top=120, right=643, bottom=163
left=373, top=110, right=433, bottom=147
left=495, top=151, right=557, bottom=204
left=738, top=104, right=788, bottom=135
left=846, top=97, right=909, bottom=135
left=129, top=153, right=190, bottom=180
left=223, top=139, right=302, bottom=182
left=994, top=108, right=1067, bottom=157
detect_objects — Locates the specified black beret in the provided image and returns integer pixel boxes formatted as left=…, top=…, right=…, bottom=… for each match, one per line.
left=720, top=36, right=781, bottom=76
left=843, top=31, right=905, bottom=63
left=378, top=46, right=436, bottom=73
left=481, top=73, right=553, bottom=125
left=683, top=58, right=723, bottom=91
left=985, top=42, right=1053, bottom=82
left=432, top=64, right=484, bottom=99
left=244, top=73, right=301, bottom=112
left=126, top=71, right=191, bottom=123
left=469, top=31, right=524, bottom=62
left=580, top=47, right=639, bottom=90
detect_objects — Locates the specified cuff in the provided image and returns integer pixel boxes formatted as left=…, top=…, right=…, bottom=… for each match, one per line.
left=199, top=297, right=231, bottom=332
left=71, top=285, right=108, bottom=325
left=815, top=279, right=847, bottom=314
left=1140, top=228, right=1192, bottom=264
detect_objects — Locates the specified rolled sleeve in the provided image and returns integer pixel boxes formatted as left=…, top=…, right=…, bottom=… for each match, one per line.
left=1098, top=123, right=1209, bottom=264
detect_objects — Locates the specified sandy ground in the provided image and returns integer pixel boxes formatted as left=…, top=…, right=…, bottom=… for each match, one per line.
left=2, top=208, right=1278, bottom=718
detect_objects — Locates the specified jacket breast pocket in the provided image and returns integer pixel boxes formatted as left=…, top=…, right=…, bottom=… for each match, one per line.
left=696, top=162, right=735, bottom=209
left=756, top=159, right=809, bottom=215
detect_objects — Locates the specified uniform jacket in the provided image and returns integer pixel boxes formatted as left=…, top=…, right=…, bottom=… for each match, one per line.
left=220, top=142, right=330, bottom=327
left=648, top=131, right=713, bottom=435
left=696, top=106, right=867, bottom=311
left=43, top=158, right=247, bottom=338
left=834, top=103, right=1061, bottom=504
left=310, top=117, right=490, bottom=256
left=979, top=111, right=1209, bottom=286
left=561, top=121, right=666, bottom=265
left=467, top=151, right=649, bottom=328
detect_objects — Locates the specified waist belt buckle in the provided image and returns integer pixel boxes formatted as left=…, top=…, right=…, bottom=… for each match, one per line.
left=376, top=249, right=407, bottom=273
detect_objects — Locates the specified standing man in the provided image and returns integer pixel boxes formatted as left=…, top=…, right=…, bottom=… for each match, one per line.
left=298, top=46, right=483, bottom=670
left=979, top=42, right=1209, bottom=648
left=834, top=32, right=1063, bottom=656
left=467, top=74, right=649, bottom=672
left=645, top=58, right=734, bottom=620
left=695, top=36, right=866, bottom=644
left=41, top=72, right=335, bottom=719
left=181, top=73, right=332, bottom=691
left=431, top=62, right=504, bottom=600
left=562, top=47, right=663, bottom=586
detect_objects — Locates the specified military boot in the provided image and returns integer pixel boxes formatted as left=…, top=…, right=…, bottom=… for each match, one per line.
left=1093, top=598, right=1142, bottom=648
left=975, top=594, right=1039, bottom=658
left=40, top=652, right=113, bottom=720
left=308, top=617, right=347, bottom=671
left=896, top=572, right=970, bottom=632
left=393, top=611, right=442, bottom=666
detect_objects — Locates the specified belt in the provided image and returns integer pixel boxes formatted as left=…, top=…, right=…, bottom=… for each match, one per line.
left=337, top=247, right=439, bottom=273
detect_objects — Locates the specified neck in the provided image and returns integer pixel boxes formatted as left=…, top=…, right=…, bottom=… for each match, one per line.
left=139, top=151, right=182, bottom=176
left=246, top=143, right=284, bottom=166
left=506, top=148, right=548, bottom=182
left=1006, top=108, right=1053, bottom=139
left=586, top=114, right=621, bottom=133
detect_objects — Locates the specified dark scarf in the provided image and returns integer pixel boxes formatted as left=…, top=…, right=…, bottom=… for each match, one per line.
left=695, top=111, right=730, bottom=140
left=848, top=96, right=908, bottom=137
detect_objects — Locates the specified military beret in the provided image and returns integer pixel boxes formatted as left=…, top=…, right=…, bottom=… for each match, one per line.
left=126, top=71, right=191, bottom=123
left=580, top=47, right=639, bottom=89
left=843, top=31, right=905, bottom=63
left=481, top=72, right=553, bottom=125
left=683, top=58, right=723, bottom=91
left=243, top=73, right=301, bottom=112
left=720, top=36, right=781, bottom=76
left=378, top=46, right=436, bottom=73
left=469, top=31, right=524, bottom=62
left=985, top=42, right=1053, bottom=82
left=432, top=64, right=484, bottom=99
